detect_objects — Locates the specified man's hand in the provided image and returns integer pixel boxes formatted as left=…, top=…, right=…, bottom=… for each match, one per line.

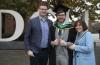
left=27, top=50, right=34, bottom=57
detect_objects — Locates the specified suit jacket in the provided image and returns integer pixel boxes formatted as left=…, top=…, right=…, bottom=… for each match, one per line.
left=73, top=31, right=96, bottom=65
left=24, top=16, right=55, bottom=53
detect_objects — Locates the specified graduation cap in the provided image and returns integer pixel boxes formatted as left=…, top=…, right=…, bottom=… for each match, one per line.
left=53, top=4, right=69, bottom=14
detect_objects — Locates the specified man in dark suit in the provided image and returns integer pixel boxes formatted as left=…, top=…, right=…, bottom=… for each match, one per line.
left=24, top=1, right=55, bottom=65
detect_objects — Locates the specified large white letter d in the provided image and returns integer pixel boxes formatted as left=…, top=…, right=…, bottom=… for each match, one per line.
left=0, top=10, right=24, bottom=42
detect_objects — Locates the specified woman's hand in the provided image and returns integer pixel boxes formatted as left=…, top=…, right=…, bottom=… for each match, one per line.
left=67, top=42, right=73, bottom=47
left=68, top=44, right=76, bottom=50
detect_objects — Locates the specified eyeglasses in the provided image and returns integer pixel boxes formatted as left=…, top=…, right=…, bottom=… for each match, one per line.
left=57, top=14, right=66, bottom=16
left=39, top=8, right=48, bottom=11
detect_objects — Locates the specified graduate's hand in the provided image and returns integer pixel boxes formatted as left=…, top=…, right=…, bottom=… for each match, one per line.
left=51, top=39, right=59, bottom=45
left=27, top=50, right=34, bottom=57
left=60, top=39, right=67, bottom=46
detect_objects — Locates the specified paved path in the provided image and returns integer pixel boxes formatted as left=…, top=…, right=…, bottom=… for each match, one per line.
left=0, top=50, right=29, bottom=65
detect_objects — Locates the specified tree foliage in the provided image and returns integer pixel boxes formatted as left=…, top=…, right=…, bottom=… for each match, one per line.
left=0, top=0, right=100, bottom=22
left=0, top=0, right=40, bottom=19
left=48, top=0, right=100, bottom=22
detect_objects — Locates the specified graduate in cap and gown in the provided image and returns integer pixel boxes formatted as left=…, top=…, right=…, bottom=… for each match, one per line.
left=49, top=4, right=77, bottom=65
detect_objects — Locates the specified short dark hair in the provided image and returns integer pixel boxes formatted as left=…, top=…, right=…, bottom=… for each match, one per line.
left=74, top=19, right=88, bottom=31
left=56, top=9, right=66, bottom=15
left=53, top=4, right=69, bottom=15
left=38, top=1, right=48, bottom=8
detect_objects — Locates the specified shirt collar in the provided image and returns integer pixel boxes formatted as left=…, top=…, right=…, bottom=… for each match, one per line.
left=39, top=16, right=47, bottom=22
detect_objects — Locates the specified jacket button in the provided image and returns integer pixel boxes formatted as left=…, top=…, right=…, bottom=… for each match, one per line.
left=77, top=56, right=79, bottom=57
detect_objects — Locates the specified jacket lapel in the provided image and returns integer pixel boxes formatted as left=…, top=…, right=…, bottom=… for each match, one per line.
left=75, top=30, right=88, bottom=45
left=36, top=17, right=42, bottom=33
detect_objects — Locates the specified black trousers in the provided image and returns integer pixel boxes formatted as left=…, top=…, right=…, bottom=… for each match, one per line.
left=49, top=46, right=56, bottom=65
left=30, top=48, right=48, bottom=65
